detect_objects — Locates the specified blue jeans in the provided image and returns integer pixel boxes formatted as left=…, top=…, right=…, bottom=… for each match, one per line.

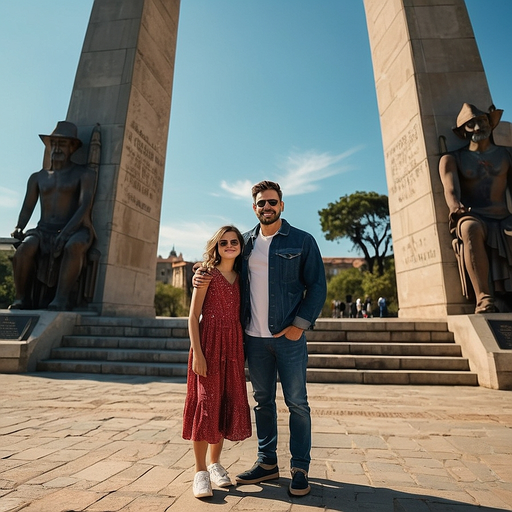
left=245, top=333, right=311, bottom=472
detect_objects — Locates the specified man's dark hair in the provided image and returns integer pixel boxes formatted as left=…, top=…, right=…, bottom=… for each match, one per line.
left=251, top=180, right=283, bottom=202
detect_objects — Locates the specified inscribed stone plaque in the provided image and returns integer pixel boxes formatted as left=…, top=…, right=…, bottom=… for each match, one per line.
left=487, top=320, right=512, bottom=350
left=0, top=315, right=38, bottom=341
left=121, top=119, right=164, bottom=219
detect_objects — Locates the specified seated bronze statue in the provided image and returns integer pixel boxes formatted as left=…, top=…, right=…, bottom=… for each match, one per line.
left=439, top=103, right=512, bottom=313
left=10, top=121, right=98, bottom=311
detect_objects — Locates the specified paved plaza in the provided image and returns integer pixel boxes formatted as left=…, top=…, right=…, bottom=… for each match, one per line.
left=0, top=373, right=511, bottom=511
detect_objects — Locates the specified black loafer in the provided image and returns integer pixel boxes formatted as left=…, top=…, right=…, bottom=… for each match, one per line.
left=236, top=462, right=279, bottom=484
left=289, top=467, right=310, bottom=496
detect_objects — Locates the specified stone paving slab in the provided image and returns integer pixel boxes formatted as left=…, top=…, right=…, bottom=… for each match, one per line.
left=0, top=373, right=511, bottom=511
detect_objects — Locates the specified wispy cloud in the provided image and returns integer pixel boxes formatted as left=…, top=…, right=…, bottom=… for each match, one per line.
left=219, top=179, right=253, bottom=199
left=0, top=186, right=20, bottom=208
left=276, top=147, right=363, bottom=196
left=220, top=147, right=363, bottom=199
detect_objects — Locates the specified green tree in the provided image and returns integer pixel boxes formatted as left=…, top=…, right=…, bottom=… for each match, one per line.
left=319, top=191, right=391, bottom=275
left=322, top=258, right=398, bottom=317
left=361, top=257, right=398, bottom=316
left=323, top=267, right=364, bottom=317
left=0, top=251, right=15, bottom=309
left=154, top=282, right=188, bottom=317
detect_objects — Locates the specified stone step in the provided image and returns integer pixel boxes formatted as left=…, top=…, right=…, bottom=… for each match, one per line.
left=72, top=317, right=188, bottom=338
left=62, top=335, right=190, bottom=351
left=50, top=346, right=189, bottom=364
left=307, top=342, right=462, bottom=356
left=37, top=359, right=188, bottom=377
left=307, top=330, right=455, bottom=343
left=72, top=325, right=188, bottom=338
left=307, top=354, right=470, bottom=371
left=306, top=369, right=479, bottom=386
left=76, top=316, right=188, bottom=328
left=313, top=319, right=450, bottom=331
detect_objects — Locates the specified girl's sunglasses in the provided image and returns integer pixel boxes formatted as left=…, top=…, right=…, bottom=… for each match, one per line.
left=219, top=239, right=240, bottom=247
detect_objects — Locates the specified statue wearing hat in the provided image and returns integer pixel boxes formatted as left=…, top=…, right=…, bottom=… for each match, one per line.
left=439, top=103, right=512, bottom=313
left=9, top=121, right=97, bottom=310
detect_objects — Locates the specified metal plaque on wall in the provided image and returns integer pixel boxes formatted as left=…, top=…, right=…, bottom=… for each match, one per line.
left=0, top=315, right=38, bottom=341
left=487, top=320, right=512, bottom=350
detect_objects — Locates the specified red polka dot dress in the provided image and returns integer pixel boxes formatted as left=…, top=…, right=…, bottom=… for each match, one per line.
left=182, top=268, right=252, bottom=443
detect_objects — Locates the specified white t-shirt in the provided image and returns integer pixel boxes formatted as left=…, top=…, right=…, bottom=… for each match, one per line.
left=245, top=231, right=276, bottom=338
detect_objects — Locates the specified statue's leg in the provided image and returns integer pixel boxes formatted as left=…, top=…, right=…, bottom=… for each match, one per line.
left=48, top=232, right=91, bottom=310
left=10, top=236, right=39, bottom=308
left=458, top=218, right=494, bottom=313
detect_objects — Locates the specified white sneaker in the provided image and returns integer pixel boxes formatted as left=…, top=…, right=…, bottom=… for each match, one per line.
left=193, top=470, right=213, bottom=498
left=208, top=462, right=232, bottom=487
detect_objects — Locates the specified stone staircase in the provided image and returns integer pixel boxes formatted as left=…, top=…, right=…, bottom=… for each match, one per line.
left=37, top=316, right=190, bottom=378
left=36, top=316, right=478, bottom=385
left=306, top=319, right=478, bottom=385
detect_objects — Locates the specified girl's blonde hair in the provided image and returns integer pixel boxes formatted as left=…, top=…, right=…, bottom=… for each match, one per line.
left=202, top=225, right=244, bottom=271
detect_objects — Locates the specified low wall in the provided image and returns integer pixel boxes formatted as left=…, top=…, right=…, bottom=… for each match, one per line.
left=447, top=314, right=512, bottom=390
left=0, top=310, right=81, bottom=372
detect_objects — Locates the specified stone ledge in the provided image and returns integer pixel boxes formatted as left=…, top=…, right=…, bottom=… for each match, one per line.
left=447, top=314, right=512, bottom=390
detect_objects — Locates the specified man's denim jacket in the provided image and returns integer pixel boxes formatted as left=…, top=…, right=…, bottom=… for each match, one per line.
left=241, top=218, right=327, bottom=335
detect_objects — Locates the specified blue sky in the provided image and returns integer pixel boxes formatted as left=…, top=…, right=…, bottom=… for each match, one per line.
left=1, top=1, right=511, bottom=262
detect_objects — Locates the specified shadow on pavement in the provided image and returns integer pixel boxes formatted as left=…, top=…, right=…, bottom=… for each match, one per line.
left=198, top=478, right=511, bottom=512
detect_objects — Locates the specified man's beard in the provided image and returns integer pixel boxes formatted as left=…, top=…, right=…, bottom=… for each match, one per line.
left=471, top=127, right=491, bottom=142
left=257, top=209, right=281, bottom=225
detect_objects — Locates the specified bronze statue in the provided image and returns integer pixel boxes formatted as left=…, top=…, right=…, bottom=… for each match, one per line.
left=10, top=121, right=97, bottom=311
left=439, top=103, right=512, bottom=313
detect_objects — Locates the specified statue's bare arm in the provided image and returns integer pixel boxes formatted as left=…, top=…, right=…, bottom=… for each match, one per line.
left=12, top=172, right=40, bottom=237
left=439, top=153, right=466, bottom=214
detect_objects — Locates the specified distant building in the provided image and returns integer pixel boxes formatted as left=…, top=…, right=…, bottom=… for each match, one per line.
left=0, top=238, right=16, bottom=251
left=322, top=256, right=365, bottom=280
left=156, top=248, right=196, bottom=305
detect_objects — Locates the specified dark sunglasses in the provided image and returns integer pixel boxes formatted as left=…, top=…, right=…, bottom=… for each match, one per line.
left=219, top=239, right=240, bottom=247
left=255, top=199, right=279, bottom=208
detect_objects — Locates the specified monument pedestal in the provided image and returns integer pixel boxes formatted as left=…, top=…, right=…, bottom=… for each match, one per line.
left=0, top=310, right=79, bottom=373
left=447, top=314, right=512, bottom=389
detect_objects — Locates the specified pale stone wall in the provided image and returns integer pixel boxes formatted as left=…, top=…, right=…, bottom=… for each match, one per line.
left=67, top=0, right=180, bottom=316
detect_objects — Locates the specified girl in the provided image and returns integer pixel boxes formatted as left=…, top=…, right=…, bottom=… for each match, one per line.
left=182, top=225, right=252, bottom=498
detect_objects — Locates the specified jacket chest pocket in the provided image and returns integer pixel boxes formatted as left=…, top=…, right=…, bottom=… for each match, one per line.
left=276, top=250, right=301, bottom=283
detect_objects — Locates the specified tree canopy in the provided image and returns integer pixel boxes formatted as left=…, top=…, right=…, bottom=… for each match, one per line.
left=319, top=191, right=392, bottom=275
left=0, top=251, right=15, bottom=309
left=154, top=282, right=188, bottom=317
left=322, top=257, right=398, bottom=317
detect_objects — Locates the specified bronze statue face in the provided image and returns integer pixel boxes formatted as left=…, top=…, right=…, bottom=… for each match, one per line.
left=49, top=137, right=78, bottom=166
left=463, top=115, right=491, bottom=142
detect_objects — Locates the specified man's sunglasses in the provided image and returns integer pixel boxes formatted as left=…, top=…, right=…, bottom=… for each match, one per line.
left=255, top=199, right=279, bottom=208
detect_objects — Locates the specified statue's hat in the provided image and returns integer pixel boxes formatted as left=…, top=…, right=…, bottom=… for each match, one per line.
left=39, top=121, right=82, bottom=147
left=452, top=103, right=503, bottom=139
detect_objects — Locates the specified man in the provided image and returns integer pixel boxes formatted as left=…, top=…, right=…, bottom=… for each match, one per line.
left=10, top=121, right=97, bottom=311
left=235, top=181, right=327, bottom=497
left=194, top=181, right=326, bottom=495
left=438, top=103, right=512, bottom=313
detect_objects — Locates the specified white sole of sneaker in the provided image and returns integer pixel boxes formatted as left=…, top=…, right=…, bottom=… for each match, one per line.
left=194, top=491, right=213, bottom=498
left=214, top=481, right=232, bottom=488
